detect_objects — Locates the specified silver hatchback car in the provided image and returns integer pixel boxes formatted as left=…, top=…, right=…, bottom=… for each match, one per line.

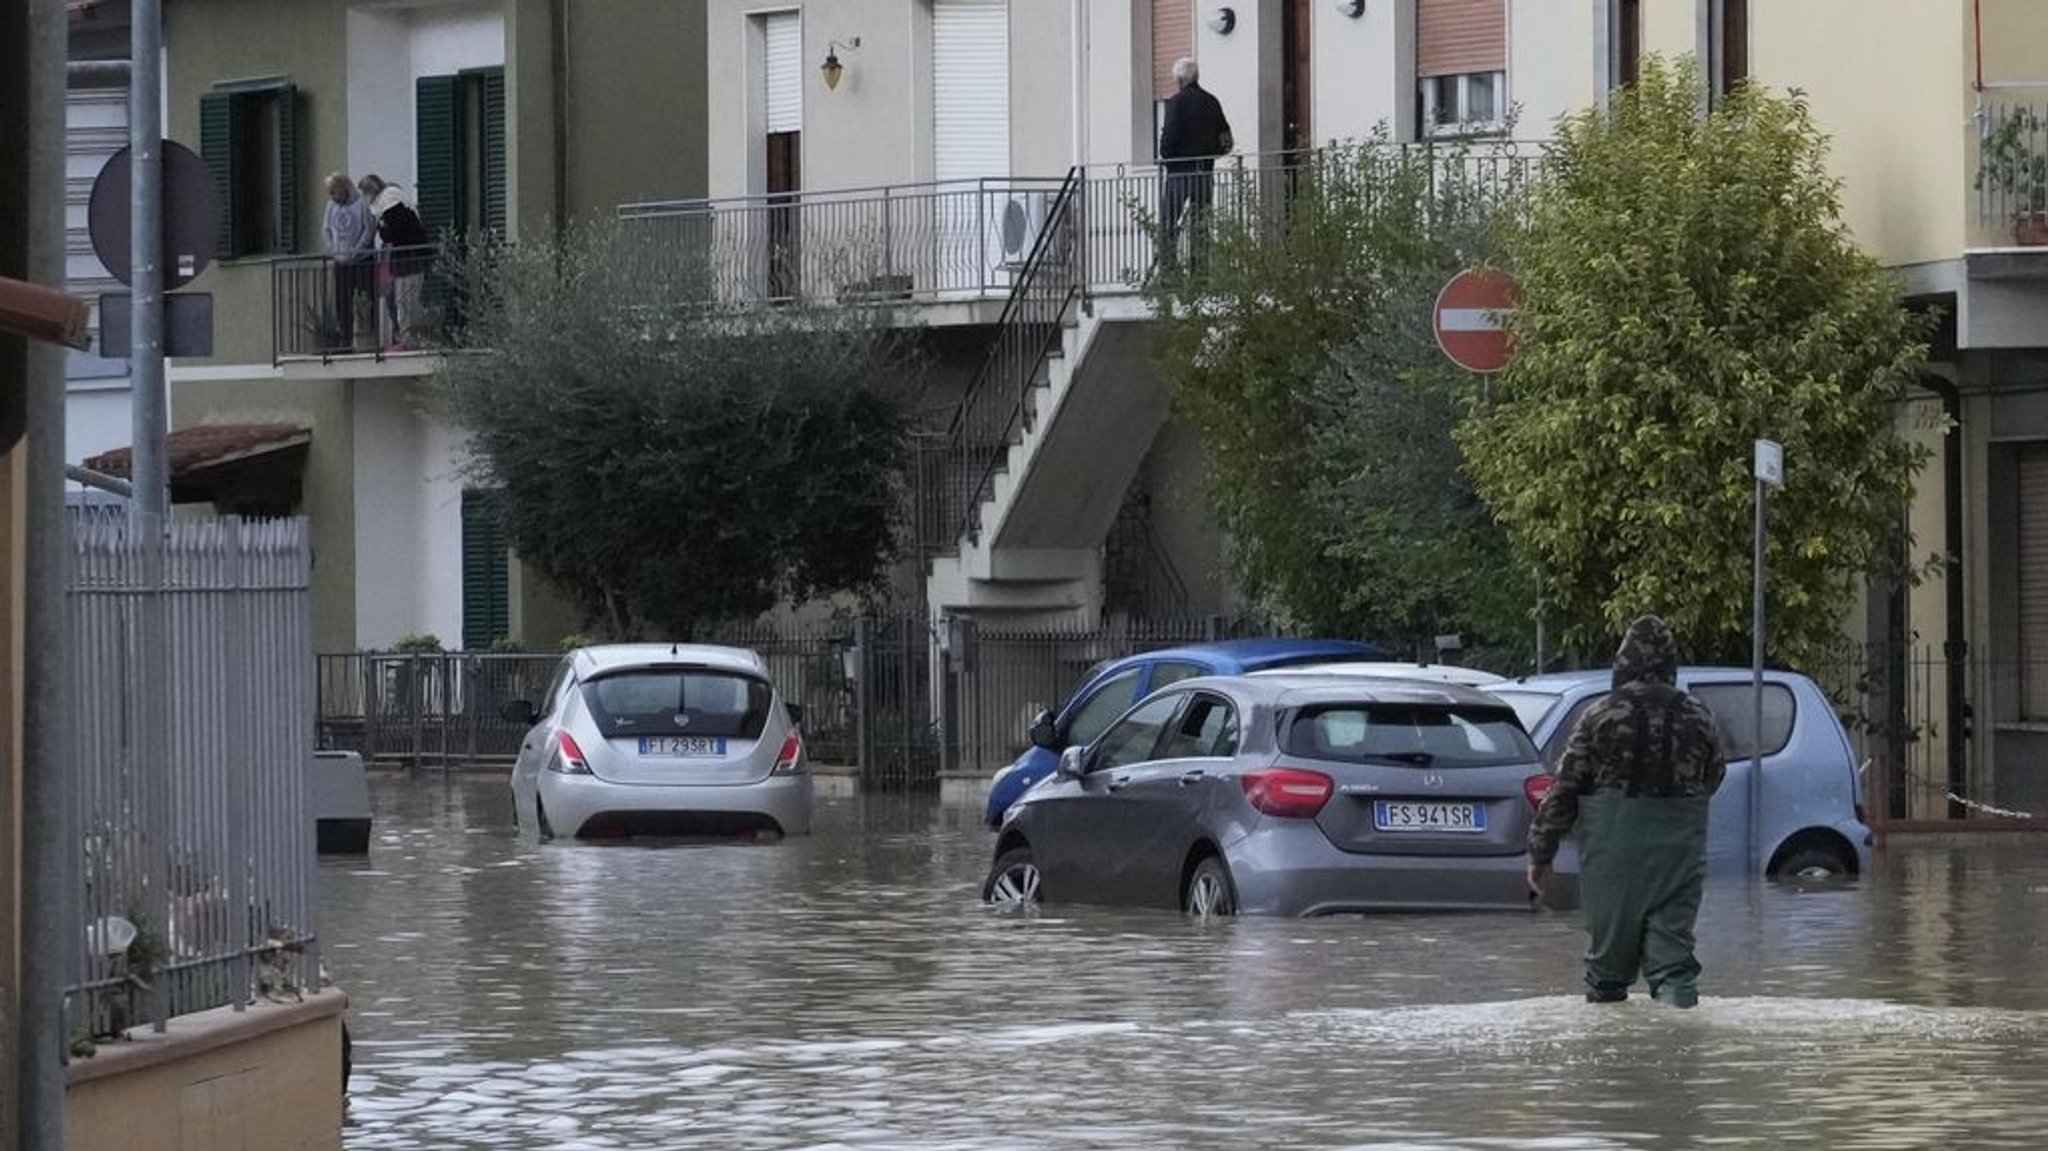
left=502, top=644, right=812, bottom=840
left=984, top=675, right=1580, bottom=916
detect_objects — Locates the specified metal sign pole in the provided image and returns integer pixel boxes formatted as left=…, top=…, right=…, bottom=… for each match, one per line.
left=1751, top=439, right=1784, bottom=875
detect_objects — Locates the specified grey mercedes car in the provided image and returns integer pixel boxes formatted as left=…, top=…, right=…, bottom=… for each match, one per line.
left=983, top=675, right=1581, bottom=917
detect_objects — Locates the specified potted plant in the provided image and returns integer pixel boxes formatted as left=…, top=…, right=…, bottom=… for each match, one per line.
left=1978, top=106, right=2048, bottom=245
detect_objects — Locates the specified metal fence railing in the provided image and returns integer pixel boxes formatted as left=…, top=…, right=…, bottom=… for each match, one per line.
left=1976, top=99, right=2048, bottom=242
left=315, top=652, right=562, bottom=766
left=271, top=242, right=446, bottom=363
left=68, top=513, right=317, bottom=1040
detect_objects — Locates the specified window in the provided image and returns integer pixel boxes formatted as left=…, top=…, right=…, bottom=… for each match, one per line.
left=199, top=79, right=301, bottom=258
left=460, top=489, right=509, bottom=651
left=416, top=67, right=505, bottom=240
left=1691, top=683, right=1796, bottom=762
left=1092, top=694, right=1184, bottom=771
left=1148, top=661, right=1209, bottom=692
left=1062, top=668, right=1143, bottom=748
left=539, top=658, right=573, bottom=719
left=1286, top=702, right=1538, bottom=767
left=1711, top=0, right=1748, bottom=101
left=1419, top=71, right=1506, bottom=135
left=580, top=670, right=774, bottom=739
left=1157, top=694, right=1239, bottom=760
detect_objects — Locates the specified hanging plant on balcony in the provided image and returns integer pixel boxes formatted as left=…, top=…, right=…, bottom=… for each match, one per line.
left=1977, top=106, right=2048, bottom=245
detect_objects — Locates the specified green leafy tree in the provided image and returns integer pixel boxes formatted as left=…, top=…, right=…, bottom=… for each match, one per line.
left=1142, top=135, right=1534, bottom=660
left=1457, top=58, right=1934, bottom=667
left=434, top=221, right=922, bottom=639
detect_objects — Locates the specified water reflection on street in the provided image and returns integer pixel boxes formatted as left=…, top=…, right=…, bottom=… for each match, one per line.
left=326, top=777, right=2048, bottom=1150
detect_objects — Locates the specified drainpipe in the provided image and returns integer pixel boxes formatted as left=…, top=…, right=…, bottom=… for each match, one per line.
left=1921, top=374, right=1969, bottom=819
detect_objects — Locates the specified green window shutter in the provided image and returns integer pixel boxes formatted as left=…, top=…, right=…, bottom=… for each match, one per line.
left=275, top=84, right=301, bottom=253
left=198, top=90, right=240, bottom=258
left=416, top=74, right=463, bottom=238
left=478, top=68, right=506, bottom=235
left=461, top=489, right=510, bottom=651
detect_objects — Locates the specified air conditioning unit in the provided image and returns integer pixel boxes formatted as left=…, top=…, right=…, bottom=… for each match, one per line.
left=998, top=190, right=1053, bottom=267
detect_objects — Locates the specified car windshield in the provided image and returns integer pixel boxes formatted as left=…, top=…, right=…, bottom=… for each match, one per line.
left=1283, top=702, right=1539, bottom=767
left=1486, top=688, right=1563, bottom=735
left=580, top=668, right=773, bottom=739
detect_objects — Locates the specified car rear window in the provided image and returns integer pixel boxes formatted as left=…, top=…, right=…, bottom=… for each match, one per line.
left=1488, top=689, right=1563, bottom=735
left=581, top=668, right=773, bottom=740
left=1284, top=703, right=1538, bottom=767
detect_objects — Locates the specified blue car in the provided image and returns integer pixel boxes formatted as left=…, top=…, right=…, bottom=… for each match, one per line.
left=1485, top=668, right=1874, bottom=878
left=982, top=637, right=1389, bottom=828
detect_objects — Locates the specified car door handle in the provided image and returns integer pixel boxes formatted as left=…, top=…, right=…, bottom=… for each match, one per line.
left=1107, top=775, right=1131, bottom=792
left=1179, top=770, right=1205, bottom=785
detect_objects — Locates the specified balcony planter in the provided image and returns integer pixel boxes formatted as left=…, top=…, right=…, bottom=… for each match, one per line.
left=2018, top=213, right=2048, bottom=247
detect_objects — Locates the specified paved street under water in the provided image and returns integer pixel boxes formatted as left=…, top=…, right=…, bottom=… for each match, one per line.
left=326, top=777, right=2048, bottom=1150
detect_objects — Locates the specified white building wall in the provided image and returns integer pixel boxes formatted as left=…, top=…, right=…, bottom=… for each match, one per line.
left=345, top=1, right=504, bottom=194
left=1509, top=0, right=1588, bottom=139
left=1080, top=0, right=1148, bottom=166
left=352, top=386, right=463, bottom=649
left=64, top=85, right=134, bottom=470
left=1196, top=0, right=1281, bottom=157
left=1313, top=0, right=1413, bottom=144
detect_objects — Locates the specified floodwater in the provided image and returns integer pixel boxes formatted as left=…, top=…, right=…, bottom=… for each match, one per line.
left=325, top=777, right=2048, bottom=1150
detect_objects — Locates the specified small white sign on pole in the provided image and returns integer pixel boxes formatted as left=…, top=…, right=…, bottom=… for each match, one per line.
left=1754, top=439, right=1784, bottom=488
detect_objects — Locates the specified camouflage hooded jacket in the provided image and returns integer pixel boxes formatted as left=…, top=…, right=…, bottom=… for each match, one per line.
left=1527, top=615, right=1727, bottom=866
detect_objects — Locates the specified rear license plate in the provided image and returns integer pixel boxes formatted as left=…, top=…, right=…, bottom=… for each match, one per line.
left=637, top=736, right=726, bottom=757
left=1373, top=801, right=1486, bottom=832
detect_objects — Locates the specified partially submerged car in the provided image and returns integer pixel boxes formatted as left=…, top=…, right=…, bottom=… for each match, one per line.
left=1486, top=668, right=1871, bottom=878
left=502, top=643, right=811, bottom=840
left=984, top=674, right=1580, bottom=916
left=981, top=638, right=1390, bottom=828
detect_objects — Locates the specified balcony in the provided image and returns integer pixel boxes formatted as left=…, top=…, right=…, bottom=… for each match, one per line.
left=269, top=243, right=446, bottom=367
left=1975, top=97, right=2048, bottom=250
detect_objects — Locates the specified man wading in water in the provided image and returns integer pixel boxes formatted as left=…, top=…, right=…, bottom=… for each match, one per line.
left=1526, top=615, right=1725, bottom=1007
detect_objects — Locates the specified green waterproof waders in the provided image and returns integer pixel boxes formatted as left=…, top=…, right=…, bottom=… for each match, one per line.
left=1576, top=790, right=1710, bottom=1005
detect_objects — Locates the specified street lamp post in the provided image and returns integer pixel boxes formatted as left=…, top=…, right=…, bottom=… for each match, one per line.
left=1752, top=438, right=1784, bottom=874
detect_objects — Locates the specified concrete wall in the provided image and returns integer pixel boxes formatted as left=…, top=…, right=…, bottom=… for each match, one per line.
left=1196, top=0, right=1281, bottom=158
left=1080, top=0, right=1150, bottom=166
left=1509, top=0, right=1592, bottom=138
left=167, top=0, right=351, bottom=367
left=561, top=0, right=708, bottom=217
left=1313, top=0, right=1412, bottom=145
left=171, top=374, right=358, bottom=652
left=66, top=991, right=346, bottom=1151
left=350, top=384, right=464, bottom=650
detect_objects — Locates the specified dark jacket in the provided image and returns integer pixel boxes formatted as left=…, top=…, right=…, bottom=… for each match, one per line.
left=1159, top=81, right=1232, bottom=171
left=1527, top=615, right=1726, bottom=865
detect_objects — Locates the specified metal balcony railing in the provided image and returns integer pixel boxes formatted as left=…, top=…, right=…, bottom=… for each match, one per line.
left=1977, top=99, right=2048, bottom=243
left=270, top=243, right=447, bottom=364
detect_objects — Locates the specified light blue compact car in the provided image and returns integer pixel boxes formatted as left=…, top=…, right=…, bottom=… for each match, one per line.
left=1486, top=668, right=1873, bottom=878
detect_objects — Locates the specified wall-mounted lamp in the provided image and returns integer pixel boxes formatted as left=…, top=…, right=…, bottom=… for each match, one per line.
left=821, top=37, right=861, bottom=91
left=1332, top=0, right=1366, bottom=17
left=1206, top=7, right=1236, bottom=35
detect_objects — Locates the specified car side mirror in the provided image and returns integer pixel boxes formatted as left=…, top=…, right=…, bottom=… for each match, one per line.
left=500, top=699, right=537, bottom=726
left=1028, top=709, right=1060, bottom=750
left=785, top=702, right=806, bottom=730
left=1056, top=745, right=1087, bottom=779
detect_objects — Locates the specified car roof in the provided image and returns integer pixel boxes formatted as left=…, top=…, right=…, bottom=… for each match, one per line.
left=1173, top=673, right=1516, bottom=709
left=1487, top=666, right=1816, bottom=694
left=1257, top=661, right=1506, bottom=685
left=570, top=643, right=768, bottom=677
left=1111, top=637, right=1389, bottom=669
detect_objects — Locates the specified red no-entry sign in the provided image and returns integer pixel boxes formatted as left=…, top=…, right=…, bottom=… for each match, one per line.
left=1433, top=267, right=1518, bottom=374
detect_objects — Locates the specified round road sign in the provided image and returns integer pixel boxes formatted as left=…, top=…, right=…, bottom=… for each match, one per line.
left=1433, top=267, right=1518, bottom=374
left=88, top=141, right=218, bottom=290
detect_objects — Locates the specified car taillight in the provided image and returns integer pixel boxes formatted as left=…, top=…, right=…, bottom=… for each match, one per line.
left=548, top=731, right=591, bottom=775
left=1523, top=774, right=1555, bottom=809
left=1241, top=767, right=1334, bottom=818
left=772, top=730, right=805, bottom=775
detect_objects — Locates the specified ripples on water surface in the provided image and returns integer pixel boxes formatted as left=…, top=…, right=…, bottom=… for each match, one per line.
left=326, top=778, right=2048, bottom=1150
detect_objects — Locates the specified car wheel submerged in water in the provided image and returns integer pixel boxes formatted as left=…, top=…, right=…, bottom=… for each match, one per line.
left=983, top=846, right=1042, bottom=907
left=1183, top=855, right=1236, bottom=919
left=1772, top=844, right=1855, bottom=881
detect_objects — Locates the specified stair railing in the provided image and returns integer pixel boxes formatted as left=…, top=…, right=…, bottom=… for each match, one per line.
left=918, top=167, right=1086, bottom=557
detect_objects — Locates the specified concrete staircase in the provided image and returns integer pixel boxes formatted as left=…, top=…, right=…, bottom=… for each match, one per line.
left=926, top=295, right=1166, bottom=622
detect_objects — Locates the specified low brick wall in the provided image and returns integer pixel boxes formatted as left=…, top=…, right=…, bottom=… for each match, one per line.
left=67, top=988, right=348, bottom=1151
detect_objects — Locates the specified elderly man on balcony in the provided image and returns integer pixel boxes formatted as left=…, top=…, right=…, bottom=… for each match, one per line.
left=323, top=172, right=378, bottom=351
left=1157, top=56, right=1234, bottom=272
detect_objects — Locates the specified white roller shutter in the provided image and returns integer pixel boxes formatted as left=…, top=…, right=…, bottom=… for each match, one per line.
left=764, top=12, right=801, bottom=133
left=933, top=0, right=1008, bottom=182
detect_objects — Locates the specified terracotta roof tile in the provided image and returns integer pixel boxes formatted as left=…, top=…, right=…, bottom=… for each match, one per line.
left=85, top=423, right=311, bottom=478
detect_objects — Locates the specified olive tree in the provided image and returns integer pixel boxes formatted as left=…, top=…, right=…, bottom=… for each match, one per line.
left=434, top=221, right=922, bottom=639
left=1457, top=58, right=1935, bottom=666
